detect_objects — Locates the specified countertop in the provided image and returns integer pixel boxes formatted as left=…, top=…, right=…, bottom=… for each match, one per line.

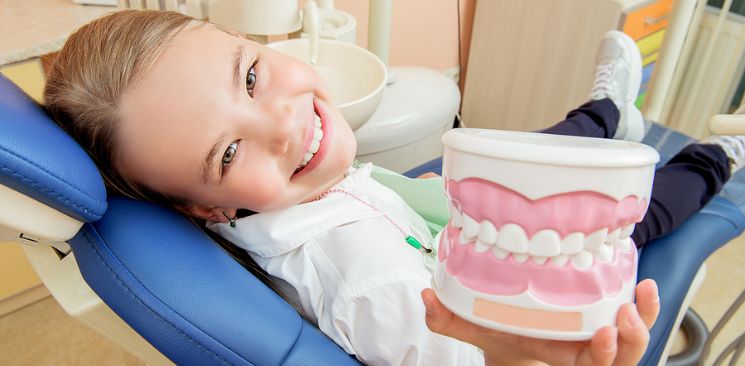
left=0, top=0, right=115, bottom=66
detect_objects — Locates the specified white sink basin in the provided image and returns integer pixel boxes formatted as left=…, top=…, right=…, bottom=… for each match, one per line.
left=268, top=38, right=386, bottom=130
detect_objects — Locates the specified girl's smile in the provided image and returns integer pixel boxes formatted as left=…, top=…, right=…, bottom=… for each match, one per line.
left=292, top=99, right=332, bottom=179
left=116, top=23, right=356, bottom=222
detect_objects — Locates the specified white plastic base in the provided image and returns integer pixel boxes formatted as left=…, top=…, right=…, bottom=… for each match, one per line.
left=357, top=127, right=449, bottom=173
left=0, top=184, right=84, bottom=242
left=433, top=252, right=637, bottom=341
left=354, top=66, right=460, bottom=173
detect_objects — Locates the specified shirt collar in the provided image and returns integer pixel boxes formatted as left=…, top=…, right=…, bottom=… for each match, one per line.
left=207, top=163, right=381, bottom=257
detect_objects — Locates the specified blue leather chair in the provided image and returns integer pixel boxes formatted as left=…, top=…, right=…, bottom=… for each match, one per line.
left=2, top=73, right=743, bottom=365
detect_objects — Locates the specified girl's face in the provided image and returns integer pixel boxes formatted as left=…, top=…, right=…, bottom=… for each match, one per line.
left=117, top=24, right=356, bottom=221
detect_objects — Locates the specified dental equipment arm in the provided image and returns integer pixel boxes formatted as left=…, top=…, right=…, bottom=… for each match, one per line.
left=709, top=114, right=745, bottom=135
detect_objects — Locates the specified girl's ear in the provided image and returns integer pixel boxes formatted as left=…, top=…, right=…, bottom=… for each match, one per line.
left=178, top=204, right=237, bottom=223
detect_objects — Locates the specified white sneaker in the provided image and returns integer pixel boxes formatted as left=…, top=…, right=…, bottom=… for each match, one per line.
left=590, top=30, right=645, bottom=142
left=703, top=135, right=745, bottom=173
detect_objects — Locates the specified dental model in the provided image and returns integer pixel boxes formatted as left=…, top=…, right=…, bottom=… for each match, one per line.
left=433, top=129, right=659, bottom=340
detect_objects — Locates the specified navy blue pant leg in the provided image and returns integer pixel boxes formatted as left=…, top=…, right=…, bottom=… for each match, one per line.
left=541, top=98, right=619, bottom=138
left=538, top=98, right=731, bottom=247
left=631, top=144, right=731, bottom=247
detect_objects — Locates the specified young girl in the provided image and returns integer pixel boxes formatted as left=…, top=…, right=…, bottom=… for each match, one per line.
left=44, top=10, right=742, bottom=366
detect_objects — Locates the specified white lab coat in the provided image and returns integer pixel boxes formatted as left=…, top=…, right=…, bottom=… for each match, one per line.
left=209, top=163, right=483, bottom=366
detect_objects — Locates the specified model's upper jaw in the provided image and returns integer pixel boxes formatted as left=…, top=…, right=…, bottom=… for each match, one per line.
left=446, top=177, right=647, bottom=269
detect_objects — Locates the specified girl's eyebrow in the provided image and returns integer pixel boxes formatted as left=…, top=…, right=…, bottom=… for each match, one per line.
left=232, top=45, right=245, bottom=93
left=203, top=133, right=227, bottom=183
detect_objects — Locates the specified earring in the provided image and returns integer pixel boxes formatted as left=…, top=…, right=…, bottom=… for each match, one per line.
left=223, top=211, right=237, bottom=228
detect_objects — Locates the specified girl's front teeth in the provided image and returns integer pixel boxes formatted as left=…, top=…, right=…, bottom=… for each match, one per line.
left=298, top=114, right=323, bottom=168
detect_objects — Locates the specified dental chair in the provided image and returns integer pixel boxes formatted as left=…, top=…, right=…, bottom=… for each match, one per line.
left=1, top=73, right=743, bottom=365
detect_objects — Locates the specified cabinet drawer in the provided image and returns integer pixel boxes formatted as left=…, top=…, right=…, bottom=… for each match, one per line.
left=637, top=29, right=666, bottom=57
left=622, top=0, right=673, bottom=40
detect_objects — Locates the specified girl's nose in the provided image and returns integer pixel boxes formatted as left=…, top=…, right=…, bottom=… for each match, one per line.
left=262, top=100, right=296, bottom=155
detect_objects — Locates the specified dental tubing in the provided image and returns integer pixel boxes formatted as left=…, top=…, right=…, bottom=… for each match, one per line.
left=433, top=129, right=659, bottom=340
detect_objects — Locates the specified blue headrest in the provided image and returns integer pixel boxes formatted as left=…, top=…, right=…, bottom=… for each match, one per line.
left=69, top=196, right=359, bottom=365
left=0, top=75, right=106, bottom=222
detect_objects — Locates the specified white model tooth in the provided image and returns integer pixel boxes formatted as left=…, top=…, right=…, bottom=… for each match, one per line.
left=571, top=251, right=594, bottom=270
left=615, top=237, right=633, bottom=252
left=473, top=240, right=492, bottom=253
left=492, top=247, right=509, bottom=260
left=585, top=228, right=608, bottom=252
left=309, top=139, right=320, bottom=154
left=620, top=224, right=635, bottom=239
left=303, top=151, right=313, bottom=163
left=550, top=254, right=570, bottom=266
left=458, top=229, right=471, bottom=245
left=529, top=230, right=561, bottom=257
left=450, top=207, right=463, bottom=228
left=513, top=253, right=529, bottom=263
left=595, top=244, right=613, bottom=263
left=532, top=256, right=548, bottom=265
left=478, top=221, right=498, bottom=244
left=314, top=115, right=321, bottom=126
left=463, top=214, right=480, bottom=239
left=561, top=232, right=584, bottom=254
left=605, top=228, right=620, bottom=244
left=497, top=224, right=528, bottom=253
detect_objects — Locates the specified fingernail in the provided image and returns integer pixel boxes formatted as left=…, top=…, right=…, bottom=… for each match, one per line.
left=605, top=339, right=617, bottom=352
left=650, top=281, right=660, bottom=303
left=423, top=298, right=433, bottom=315
left=627, top=308, right=641, bottom=326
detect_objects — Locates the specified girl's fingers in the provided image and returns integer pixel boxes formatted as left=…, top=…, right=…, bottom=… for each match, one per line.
left=422, top=284, right=658, bottom=366
left=635, top=279, right=660, bottom=329
left=576, top=326, right=617, bottom=366
left=613, top=303, right=651, bottom=365
left=421, top=289, right=480, bottom=344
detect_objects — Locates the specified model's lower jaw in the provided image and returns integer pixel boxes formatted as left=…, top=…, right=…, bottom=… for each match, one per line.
left=441, top=180, right=643, bottom=306
left=441, top=224, right=637, bottom=306
left=434, top=128, right=659, bottom=339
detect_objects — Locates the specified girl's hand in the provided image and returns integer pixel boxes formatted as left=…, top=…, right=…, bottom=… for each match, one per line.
left=421, top=279, right=660, bottom=366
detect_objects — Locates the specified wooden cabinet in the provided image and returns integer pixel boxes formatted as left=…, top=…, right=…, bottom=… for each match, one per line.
left=623, top=0, right=673, bottom=40
left=462, top=0, right=674, bottom=131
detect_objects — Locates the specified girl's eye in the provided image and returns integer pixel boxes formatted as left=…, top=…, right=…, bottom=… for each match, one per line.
left=246, top=64, right=257, bottom=96
left=222, top=142, right=238, bottom=171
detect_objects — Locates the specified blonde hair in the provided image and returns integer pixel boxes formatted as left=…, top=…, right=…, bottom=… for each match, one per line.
left=45, top=10, right=197, bottom=207
left=44, top=10, right=287, bottom=296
